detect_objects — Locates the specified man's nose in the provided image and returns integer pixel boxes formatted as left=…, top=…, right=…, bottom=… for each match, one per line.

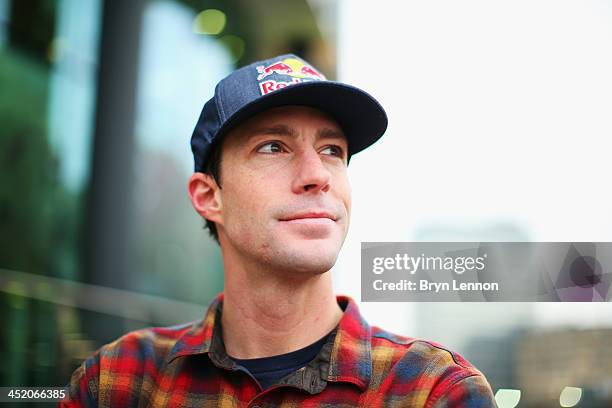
left=290, top=149, right=332, bottom=194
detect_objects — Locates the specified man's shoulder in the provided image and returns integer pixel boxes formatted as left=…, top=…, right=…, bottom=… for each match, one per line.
left=95, top=320, right=199, bottom=365
left=368, top=325, right=493, bottom=404
left=370, top=325, right=481, bottom=376
left=61, top=321, right=202, bottom=407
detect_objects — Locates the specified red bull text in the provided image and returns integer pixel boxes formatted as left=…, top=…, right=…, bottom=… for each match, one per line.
left=256, top=58, right=325, bottom=95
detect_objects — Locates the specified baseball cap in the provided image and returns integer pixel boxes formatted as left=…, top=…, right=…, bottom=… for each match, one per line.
left=191, top=53, right=388, bottom=172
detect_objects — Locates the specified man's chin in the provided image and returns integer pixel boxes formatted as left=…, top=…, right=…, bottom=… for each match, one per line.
left=272, top=242, right=341, bottom=275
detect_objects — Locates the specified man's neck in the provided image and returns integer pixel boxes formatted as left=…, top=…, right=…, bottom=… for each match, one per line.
left=220, top=262, right=343, bottom=359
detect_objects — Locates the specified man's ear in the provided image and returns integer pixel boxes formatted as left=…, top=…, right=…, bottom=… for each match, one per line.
left=188, top=172, right=223, bottom=225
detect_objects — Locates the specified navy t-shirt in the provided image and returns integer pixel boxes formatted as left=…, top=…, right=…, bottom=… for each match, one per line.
left=231, top=332, right=332, bottom=390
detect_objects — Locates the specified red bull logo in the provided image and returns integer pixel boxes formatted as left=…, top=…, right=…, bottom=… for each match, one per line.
left=256, top=57, right=326, bottom=95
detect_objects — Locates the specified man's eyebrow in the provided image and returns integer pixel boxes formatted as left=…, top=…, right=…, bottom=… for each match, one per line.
left=316, top=127, right=346, bottom=141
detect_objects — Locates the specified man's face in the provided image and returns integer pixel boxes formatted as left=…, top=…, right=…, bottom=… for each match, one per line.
left=215, top=105, right=351, bottom=275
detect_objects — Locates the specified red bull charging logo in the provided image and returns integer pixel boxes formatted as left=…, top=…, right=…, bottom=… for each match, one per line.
left=256, top=58, right=326, bottom=95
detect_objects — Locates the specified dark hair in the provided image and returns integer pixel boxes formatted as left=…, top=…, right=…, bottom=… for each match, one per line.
left=201, top=139, right=223, bottom=244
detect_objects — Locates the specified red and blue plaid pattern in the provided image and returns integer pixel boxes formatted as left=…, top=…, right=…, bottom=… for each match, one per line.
left=61, top=294, right=497, bottom=407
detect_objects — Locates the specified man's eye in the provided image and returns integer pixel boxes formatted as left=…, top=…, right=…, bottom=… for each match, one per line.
left=320, top=145, right=344, bottom=157
left=257, top=142, right=285, bottom=153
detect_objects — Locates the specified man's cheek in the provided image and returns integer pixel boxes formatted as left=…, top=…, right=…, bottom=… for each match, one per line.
left=339, top=184, right=352, bottom=217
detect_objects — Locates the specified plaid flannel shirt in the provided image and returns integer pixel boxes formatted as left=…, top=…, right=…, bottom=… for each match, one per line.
left=61, top=294, right=497, bottom=407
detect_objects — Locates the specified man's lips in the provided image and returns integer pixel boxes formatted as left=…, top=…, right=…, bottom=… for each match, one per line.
left=279, top=211, right=337, bottom=222
left=278, top=210, right=339, bottom=237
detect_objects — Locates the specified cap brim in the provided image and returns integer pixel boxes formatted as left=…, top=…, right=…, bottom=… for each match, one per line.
left=215, top=81, right=388, bottom=158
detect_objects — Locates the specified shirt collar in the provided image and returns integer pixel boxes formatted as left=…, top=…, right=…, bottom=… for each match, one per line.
left=327, top=295, right=372, bottom=390
left=167, top=294, right=223, bottom=362
left=167, top=293, right=372, bottom=391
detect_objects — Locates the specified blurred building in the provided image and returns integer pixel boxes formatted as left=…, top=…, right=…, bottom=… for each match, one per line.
left=514, top=328, right=612, bottom=407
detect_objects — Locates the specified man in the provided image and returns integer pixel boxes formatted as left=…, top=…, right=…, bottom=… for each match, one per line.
left=62, top=54, right=497, bottom=407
